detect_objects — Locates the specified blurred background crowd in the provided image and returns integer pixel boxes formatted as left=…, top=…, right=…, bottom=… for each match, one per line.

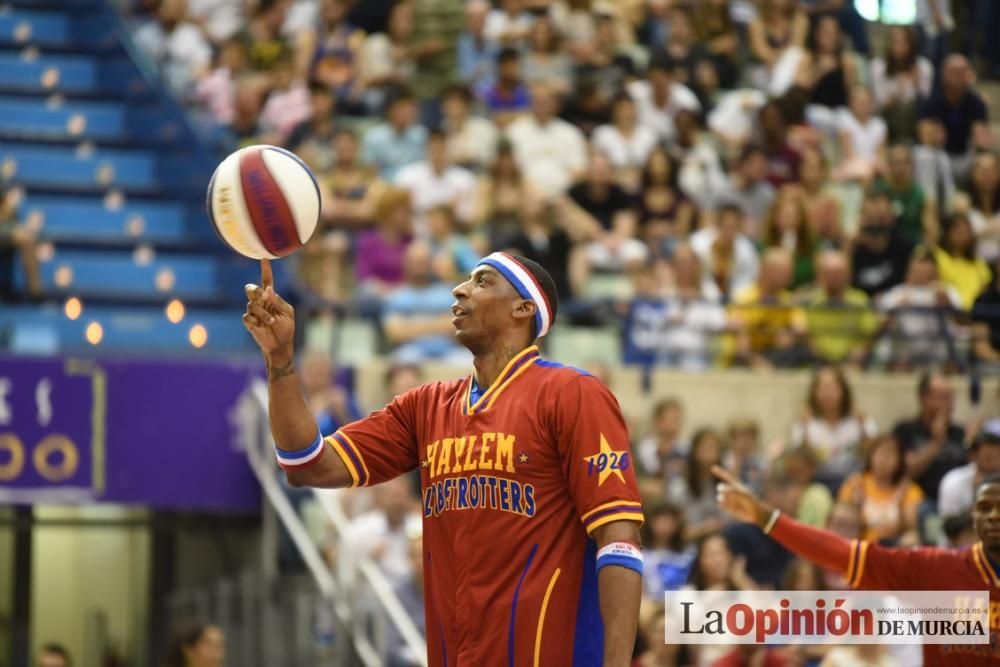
left=10, top=0, right=997, bottom=665
left=119, top=0, right=1000, bottom=378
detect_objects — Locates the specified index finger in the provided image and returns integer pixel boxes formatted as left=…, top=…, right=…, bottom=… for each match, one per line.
left=261, top=258, right=273, bottom=290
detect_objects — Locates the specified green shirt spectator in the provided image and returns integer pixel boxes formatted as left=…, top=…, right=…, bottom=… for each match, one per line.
left=409, top=0, right=464, bottom=100
left=801, top=251, right=880, bottom=364
left=875, top=144, right=939, bottom=246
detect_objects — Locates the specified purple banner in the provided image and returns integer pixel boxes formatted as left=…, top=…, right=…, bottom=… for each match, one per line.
left=0, top=355, right=262, bottom=511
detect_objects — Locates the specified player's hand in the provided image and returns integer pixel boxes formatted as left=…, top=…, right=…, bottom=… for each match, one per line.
left=242, top=259, right=295, bottom=361
left=712, top=465, right=772, bottom=528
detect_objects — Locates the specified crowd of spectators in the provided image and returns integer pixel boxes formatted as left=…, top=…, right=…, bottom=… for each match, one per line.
left=125, top=1, right=1000, bottom=665
left=126, top=0, right=1000, bottom=372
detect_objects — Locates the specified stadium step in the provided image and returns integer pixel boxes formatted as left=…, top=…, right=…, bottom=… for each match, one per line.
left=21, top=193, right=202, bottom=246
left=34, top=248, right=225, bottom=302
left=0, top=303, right=252, bottom=354
left=0, top=95, right=175, bottom=144
left=0, top=8, right=116, bottom=51
left=0, top=142, right=160, bottom=189
left=0, top=51, right=141, bottom=96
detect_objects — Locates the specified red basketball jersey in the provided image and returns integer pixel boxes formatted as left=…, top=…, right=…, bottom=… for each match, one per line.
left=847, top=539, right=1000, bottom=665
left=325, top=346, right=644, bottom=666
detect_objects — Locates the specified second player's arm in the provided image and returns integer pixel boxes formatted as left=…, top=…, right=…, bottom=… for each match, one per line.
left=593, top=520, right=642, bottom=667
left=713, top=466, right=856, bottom=581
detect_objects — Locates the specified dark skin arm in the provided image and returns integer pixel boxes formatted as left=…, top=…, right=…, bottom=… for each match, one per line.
left=593, top=520, right=642, bottom=667
left=243, top=259, right=352, bottom=488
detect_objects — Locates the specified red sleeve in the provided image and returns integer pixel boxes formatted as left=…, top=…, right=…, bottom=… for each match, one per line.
left=769, top=513, right=950, bottom=590
left=325, top=386, right=421, bottom=487
left=849, top=541, right=960, bottom=590
left=551, top=375, right=643, bottom=535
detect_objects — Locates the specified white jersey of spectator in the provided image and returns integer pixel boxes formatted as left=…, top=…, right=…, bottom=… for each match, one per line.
left=689, top=226, right=760, bottom=297
left=339, top=509, right=423, bottom=585
left=591, top=123, right=659, bottom=172
left=505, top=114, right=588, bottom=197
left=790, top=414, right=877, bottom=481
left=359, top=32, right=415, bottom=88
left=625, top=79, right=701, bottom=143
left=937, top=461, right=975, bottom=518
left=677, top=141, right=729, bottom=212
left=186, top=0, right=245, bottom=42
left=876, top=283, right=962, bottom=365
left=708, top=89, right=767, bottom=146
left=484, top=8, right=533, bottom=44
left=838, top=109, right=888, bottom=164
left=134, top=18, right=213, bottom=93
left=393, top=162, right=477, bottom=236
left=548, top=0, right=596, bottom=46
left=870, top=56, right=934, bottom=110
left=657, top=296, right=729, bottom=371
left=282, top=0, right=320, bottom=37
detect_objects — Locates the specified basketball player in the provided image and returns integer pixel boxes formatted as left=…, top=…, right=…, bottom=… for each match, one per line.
left=243, top=254, right=644, bottom=666
left=714, top=464, right=1000, bottom=666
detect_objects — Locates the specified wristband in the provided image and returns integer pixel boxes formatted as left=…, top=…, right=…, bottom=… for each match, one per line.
left=595, top=541, right=644, bottom=576
left=763, top=508, right=781, bottom=535
left=275, top=427, right=325, bottom=469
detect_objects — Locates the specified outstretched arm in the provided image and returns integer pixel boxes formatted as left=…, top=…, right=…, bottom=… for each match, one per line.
left=713, top=465, right=854, bottom=578
left=243, top=259, right=353, bottom=488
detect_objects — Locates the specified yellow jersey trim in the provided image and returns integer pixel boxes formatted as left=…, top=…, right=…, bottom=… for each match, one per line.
left=850, top=541, right=870, bottom=588
left=336, top=430, right=371, bottom=487
left=586, top=512, right=645, bottom=534
left=324, top=435, right=359, bottom=488
left=465, top=345, right=540, bottom=414
left=533, top=568, right=562, bottom=667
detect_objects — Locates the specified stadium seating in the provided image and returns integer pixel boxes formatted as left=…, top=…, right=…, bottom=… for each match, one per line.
left=0, top=0, right=254, bottom=354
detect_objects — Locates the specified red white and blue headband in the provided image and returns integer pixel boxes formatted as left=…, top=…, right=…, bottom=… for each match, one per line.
left=476, top=252, right=553, bottom=338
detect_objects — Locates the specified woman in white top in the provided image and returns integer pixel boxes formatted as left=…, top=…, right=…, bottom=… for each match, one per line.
left=357, top=2, right=414, bottom=112
left=591, top=93, right=660, bottom=191
left=521, top=16, right=574, bottom=96
left=954, top=151, right=1000, bottom=263
left=870, top=25, right=933, bottom=141
left=790, top=365, right=876, bottom=487
left=835, top=86, right=887, bottom=184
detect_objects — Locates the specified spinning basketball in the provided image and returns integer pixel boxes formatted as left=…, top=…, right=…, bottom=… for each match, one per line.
left=206, top=145, right=320, bottom=259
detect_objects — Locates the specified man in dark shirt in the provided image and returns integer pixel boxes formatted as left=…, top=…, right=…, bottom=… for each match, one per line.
left=850, top=190, right=915, bottom=297
left=564, top=152, right=647, bottom=295
left=892, top=371, right=968, bottom=503
left=918, top=54, right=991, bottom=177
left=567, top=153, right=634, bottom=232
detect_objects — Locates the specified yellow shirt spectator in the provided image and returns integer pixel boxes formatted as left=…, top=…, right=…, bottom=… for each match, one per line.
left=729, top=285, right=806, bottom=355
left=800, top=286, right=880, bottom=363
left=932, top=246, right=990, bottom=310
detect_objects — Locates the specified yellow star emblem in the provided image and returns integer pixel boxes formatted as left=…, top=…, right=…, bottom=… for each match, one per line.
left=518, top=453, right=529, bottom=463
left=583, top=434, right=627, bottom=486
